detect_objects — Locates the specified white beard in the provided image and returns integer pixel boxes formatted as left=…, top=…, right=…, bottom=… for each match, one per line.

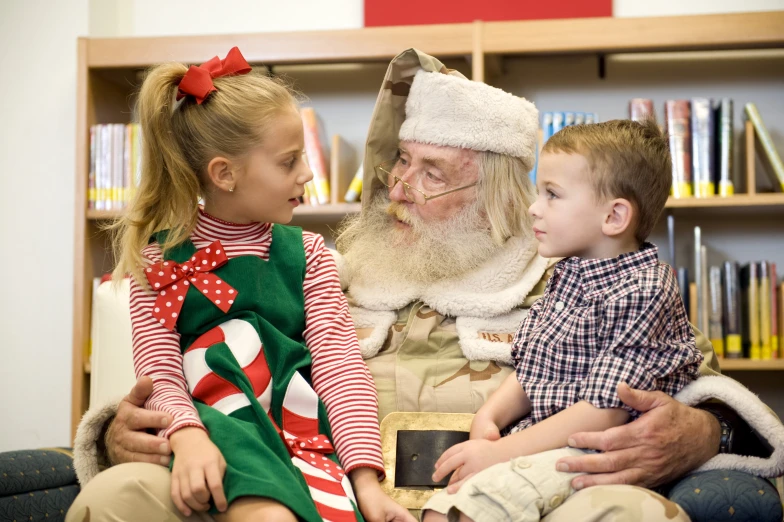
left=335, top=193, right=504, bottom=288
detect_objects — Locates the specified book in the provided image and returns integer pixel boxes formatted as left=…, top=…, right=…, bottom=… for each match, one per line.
left=667, top=214, right=676, bottom=268
left=744, top=102, right=784, bottom=191
left=629, top=98, right=654, bottom=122
left=771, top=263, right=779, bottom=358
left=708, top=265, right=724, bottom=357
left=694, top=227, right=705, bottom=333
left=574, top=113, right=586, bottom=126
left=88, top=126, right=97, bottom=210
left=552, top=112, right=565, bottom=135
left=343, top=163, right=364, bottom=203
left=740, top=263, right=761, bottom=359
left=722, top=261, right=743, bottom=358
left=700, top=245, right=709, bottom=335
left=665, top=100, right=693, bottom=198
left=759, top=261, right=772, bottom=360
left=300, top=107, right=331, bottom=205
left=780, top=282, right=784, bottom=359
left=585, top=113, right=598, bottom=124
left=715, top=98, right=734, bottom=196
left=690, top=98, right=715, bottom=197
left=677, top=267, right=690, bottom=315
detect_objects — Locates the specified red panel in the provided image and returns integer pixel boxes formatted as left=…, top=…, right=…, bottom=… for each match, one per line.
left=365, top=0, right=612, bottom=27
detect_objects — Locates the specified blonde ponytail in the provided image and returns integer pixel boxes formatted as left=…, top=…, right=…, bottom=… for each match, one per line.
left=110, top=61, right=298, bottom=286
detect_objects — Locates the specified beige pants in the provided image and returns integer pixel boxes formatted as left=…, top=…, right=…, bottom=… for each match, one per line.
left=423, top=448, right=691, bottom=522
left=66, top=462, right=690, bottom=522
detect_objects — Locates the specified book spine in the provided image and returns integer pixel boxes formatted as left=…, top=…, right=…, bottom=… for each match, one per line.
left=690, top=98, right=715, bottom=197
left=552, top=112, right=565, bottom=135
left=741, top=263, right=761, bottom=359
left=694, top=227, right=703, bottom=333
left=564, top=112, right=576, bottom=127
left=677, top=267, right=690, bottom=315
left=574, top=112, right=586, bottom=125
left=759, top=261, right=772, bottom=360
left=771, top=263, right=779, bottom=359
left=722, top=261, right=742, bottom=358
left=629, top=98, right=654, bottom=122
left=744, top=102, right=784, bottom=191
left=343, top=163, right=364, bottom=203
left=780, top=282, right=784, bottom=359
left=665, top=100, right=693, bottom=198
left=88, top=125, right=96, bottom=210
left=300, top=108, right=331, bottom=205
left=708, top=265, right=724, bottom=357
left=717, top=98, right=734, bottom=196
left=667, top=214, right=675, bottom=268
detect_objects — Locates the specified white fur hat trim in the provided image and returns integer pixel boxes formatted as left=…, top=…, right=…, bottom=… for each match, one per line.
left=399, top=70, right=538, bottom=167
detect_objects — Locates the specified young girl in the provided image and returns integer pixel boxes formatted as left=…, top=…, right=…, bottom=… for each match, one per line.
left=112, top=47, right=412, bottom=522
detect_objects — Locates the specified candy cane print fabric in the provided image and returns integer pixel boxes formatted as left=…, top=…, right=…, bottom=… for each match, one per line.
left=182, top=319, right=357, bottom=521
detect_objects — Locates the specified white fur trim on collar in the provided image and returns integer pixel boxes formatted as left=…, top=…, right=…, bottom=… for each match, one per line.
left=399, top=70, right=539, bottom=167
left=675, top=375, right=784, bottom=477
left=342, top=236, right=548, bottom=319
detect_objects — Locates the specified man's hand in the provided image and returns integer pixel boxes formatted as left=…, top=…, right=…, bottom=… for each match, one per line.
left=555, top=383, right=721, bottom=489
left=351, top=468, right=416, bottom=522
left=105, top=376, right=172, bottom=466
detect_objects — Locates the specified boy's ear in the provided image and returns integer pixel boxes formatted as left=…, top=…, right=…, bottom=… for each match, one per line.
left=602, top=198, right=634, bottom=237
left=206, top=156, right=236, bottom=193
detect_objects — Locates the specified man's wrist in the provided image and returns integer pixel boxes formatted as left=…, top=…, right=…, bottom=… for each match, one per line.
left=698, top=405, right=732, bottom=455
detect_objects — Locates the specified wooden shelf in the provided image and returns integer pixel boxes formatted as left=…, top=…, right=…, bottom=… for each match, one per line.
left=86, top=24, right=474, bottom=68
left=87, top=203, right=361, bottom=222
left=720, top=359, right=784, bottom=371
left=665, top=193, right=784, bottom=209
left=482, top=11, right=784, bottom=56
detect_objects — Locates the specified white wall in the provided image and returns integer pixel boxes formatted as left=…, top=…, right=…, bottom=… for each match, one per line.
left=0, top=0, right=88, bottom=451
left=0, top=0, right=781, bottom=451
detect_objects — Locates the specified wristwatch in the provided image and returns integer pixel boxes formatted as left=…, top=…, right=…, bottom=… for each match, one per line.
left=702, top=407, right=735, bottom=454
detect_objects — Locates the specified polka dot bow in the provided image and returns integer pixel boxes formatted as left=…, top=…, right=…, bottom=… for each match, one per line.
left=144, top=240, right=238, bottom=331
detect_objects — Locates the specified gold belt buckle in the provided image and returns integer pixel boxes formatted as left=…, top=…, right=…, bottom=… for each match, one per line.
left=379, top=412, right=474, bottom=510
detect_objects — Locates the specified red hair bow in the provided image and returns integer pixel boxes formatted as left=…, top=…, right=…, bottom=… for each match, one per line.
left=176, top=46, right=252, bottom=105
left=144, top=240, right=239, bottom=331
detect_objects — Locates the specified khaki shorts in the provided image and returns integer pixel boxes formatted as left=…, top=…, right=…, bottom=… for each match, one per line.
left=423, top=448, right=584, bottom=522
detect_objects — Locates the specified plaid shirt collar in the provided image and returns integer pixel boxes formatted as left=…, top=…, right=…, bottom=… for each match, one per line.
left=553, top=242, right=659, bottom=299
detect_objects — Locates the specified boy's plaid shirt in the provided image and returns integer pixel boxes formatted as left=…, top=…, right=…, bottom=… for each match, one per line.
left=509, top=242, right=703, bottom=433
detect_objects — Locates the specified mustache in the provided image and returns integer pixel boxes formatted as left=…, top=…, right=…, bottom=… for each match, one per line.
left=386, top=201, right=413, bottom=225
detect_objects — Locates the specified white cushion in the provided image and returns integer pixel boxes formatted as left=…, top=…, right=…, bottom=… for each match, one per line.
left=89, top=279, right=136, bottom=408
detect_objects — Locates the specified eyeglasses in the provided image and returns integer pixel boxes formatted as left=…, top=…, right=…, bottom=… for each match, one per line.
left=374, top=157, right=478, bottom=205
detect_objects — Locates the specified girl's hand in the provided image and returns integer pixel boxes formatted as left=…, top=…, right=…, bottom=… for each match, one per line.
left=350, top=468, right=416, bottom=522
left=169, top=427, right=228, bottom=516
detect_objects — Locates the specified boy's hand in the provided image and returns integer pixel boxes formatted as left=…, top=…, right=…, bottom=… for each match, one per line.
left=432, top=439, right=507, bottom=494
left=169, top=427, right=228, bottom=516
left=350, top=468, right=416, bottom=522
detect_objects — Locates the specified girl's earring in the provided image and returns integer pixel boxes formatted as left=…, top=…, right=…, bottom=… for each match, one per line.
left=229, top=185, right=235, bottom=193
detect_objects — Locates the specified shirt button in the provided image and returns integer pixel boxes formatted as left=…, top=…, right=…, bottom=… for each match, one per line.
left=516, top=460, right=532, bottom=469
left=555, top=301, right=565, bottom=311
left=550, top=495, right=563, bottom=508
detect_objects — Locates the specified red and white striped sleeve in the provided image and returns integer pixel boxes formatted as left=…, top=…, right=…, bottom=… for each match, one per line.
left=129, top=243, right=205, bottom=439
left=301, top=232, right=384, bottom=476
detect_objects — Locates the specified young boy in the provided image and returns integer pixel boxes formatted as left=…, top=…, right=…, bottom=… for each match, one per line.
left=422, top=119, right=704, bottom=522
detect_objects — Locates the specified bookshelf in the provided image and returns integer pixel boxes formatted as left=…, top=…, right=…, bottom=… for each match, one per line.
left=72, top=11, right=784, bottom=439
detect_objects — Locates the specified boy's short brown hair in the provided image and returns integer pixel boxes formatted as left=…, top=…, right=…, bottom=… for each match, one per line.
left=542, top=119, right=671, bottom=243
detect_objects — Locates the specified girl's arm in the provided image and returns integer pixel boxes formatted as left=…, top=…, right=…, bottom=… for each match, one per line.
left=130, top=243, right=205, bottom=438
left=301, top=233, right=384, bottom=475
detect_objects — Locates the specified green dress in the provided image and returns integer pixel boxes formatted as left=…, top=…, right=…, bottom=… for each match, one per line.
left=153, top=226, right=361, bottom=521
